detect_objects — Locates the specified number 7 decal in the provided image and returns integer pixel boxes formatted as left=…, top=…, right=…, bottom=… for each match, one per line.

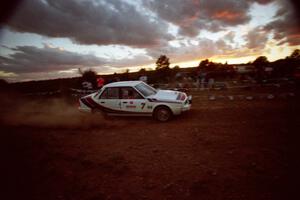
left=141, top=102, right=146, bottom=109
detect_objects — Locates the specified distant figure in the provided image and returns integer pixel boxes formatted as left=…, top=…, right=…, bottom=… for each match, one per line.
left=82, top=81, right=93, bottom=90
left=199, top=72, right=207, bottom=89
left=175, top=72, right=182, bottom=81
left=208, top=78, right=215, bottom=89
left=97, top=77, right=105, bottom=88
left=139, top=75, right=148, bottom=83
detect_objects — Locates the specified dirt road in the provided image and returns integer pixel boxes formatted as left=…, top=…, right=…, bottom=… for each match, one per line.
left=1, top=91, right=299, bottom=200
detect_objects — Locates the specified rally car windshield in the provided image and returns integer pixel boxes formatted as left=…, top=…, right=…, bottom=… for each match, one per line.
left=95, top=88, right=103, bottom=97
left=135, top=83, right=157, bottom=97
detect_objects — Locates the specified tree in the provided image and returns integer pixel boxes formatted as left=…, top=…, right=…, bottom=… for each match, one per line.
left=121, top=69, right=130, bottom=81
left=0, top=79, right=9, bottom=91
left=290, top=49, right=300, bottom=60
left=253, top=56, right=269, bottom=67
left=138, top=68, right=146, bottom=76
left=283, top=49, right=300, bottom=76
left=79, top=69, right=98, bottom=88
left=173, top=65, right=180, bottom=70
left=253, top=56, right=269, bottom=72
left=156, top=55, right=170, bottom=70
left=198, top=59, right=209, bottom=68
left=253, top=56, right=269, bottom=82
left=172, top=65, right=181, bottom=79
left=154, top=55, right=171, bottom=83
left=198, top=59, right=217, bottom=72
left=139, top=68, right=146, bottom=74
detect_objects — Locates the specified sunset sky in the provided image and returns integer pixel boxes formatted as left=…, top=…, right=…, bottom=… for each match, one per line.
left=0, top=0, right=300, bottom=82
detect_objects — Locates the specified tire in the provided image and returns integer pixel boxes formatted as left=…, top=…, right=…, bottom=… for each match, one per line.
left=153, top=106, right=172, bottom=122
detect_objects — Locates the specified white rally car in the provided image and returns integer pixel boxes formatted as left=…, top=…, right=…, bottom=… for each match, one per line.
left=78, top=81, right=192, bottom=121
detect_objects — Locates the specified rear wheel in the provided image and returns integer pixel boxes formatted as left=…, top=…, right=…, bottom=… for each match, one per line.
left=153, top=106, right=172, bottom=122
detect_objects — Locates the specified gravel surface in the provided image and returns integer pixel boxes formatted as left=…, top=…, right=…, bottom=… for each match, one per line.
left=1, top=90, right=299, bottom=200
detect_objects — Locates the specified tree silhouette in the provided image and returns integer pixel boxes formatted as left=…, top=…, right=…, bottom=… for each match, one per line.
left=290, top=49, right=300, bottom=60
left=156, top=55, right=170, bottom=70
left=253, top=56, right=269, bottom=66
left=155, top=55, right=171, bottom=82
left=121, top=69, right=130, bottom=81
left=139, top=68, right=146, bottom=74
left=198, top=59, right=217, bottom=72
left=138, top=68, right=147, bottom=78
left=253, top=56, right=269, bottom=82
left=199, top=59, right=209, bottom=68
left=0, top=79, right=9, bottom=91
left=173, top=65, right=180, bottom=69
left=79, top=69, right=98, bottom=88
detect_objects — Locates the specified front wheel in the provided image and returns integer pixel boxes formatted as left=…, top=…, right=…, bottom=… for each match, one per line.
left=153, top=106, right=172, bottom=122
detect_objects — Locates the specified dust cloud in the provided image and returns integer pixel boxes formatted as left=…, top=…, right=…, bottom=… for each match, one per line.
left=0, top=95, right=111, bottom=129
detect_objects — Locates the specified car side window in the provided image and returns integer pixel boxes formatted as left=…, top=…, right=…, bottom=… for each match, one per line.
left=100, top=87, right=119, bottom=99
left=121, top=87, right=143, bottom=99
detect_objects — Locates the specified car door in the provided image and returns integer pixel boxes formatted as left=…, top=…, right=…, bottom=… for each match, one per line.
left=97, top=87, right=121, bottom=112
left=120, top=87, right=149, bottom=113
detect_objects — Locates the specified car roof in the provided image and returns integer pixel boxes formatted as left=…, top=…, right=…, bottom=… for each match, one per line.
left=104, top=81, right=143, bottom=88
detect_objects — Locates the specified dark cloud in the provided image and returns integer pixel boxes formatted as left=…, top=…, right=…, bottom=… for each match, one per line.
left=263, top=0, right=300, bottom=46
left=4, top=0, right=173, bottom=47
left=244, top=27, right=269, bottom=49
left=0, top=44, right=106, bottom=73
left=0, top=44, right=156, bottom=77
left=146, top=0, right=274, bottom=37
left=0, top=0, right=23, bottom=24
left=1, top=0, right=299, bottom=81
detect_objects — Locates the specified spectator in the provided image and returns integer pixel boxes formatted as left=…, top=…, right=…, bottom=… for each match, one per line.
left=97, top=77, right=105, bottom=88
left=82, top=81, right=93, bottom=89
left=139, top=75, right=148, bottom=83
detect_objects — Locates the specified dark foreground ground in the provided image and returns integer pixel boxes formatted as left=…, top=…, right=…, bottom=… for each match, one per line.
left=1, top=89, right=300, bottom=200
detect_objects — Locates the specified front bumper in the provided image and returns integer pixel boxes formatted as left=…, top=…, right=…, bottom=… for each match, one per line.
left=181, top=103, right=191, bottom=112
left=187, top=95, right=192, bottom=104
left=182, top=95, right=192, bottom=112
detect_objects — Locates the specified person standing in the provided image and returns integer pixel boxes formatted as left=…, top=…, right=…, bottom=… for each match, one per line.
left=97, top=77, right=105, bottom=89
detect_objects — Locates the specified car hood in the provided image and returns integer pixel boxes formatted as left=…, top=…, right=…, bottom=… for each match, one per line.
left=147, top=90, right=185, bottom=102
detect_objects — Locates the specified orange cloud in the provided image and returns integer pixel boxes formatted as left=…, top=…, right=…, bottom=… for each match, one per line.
left=213, top=11, right=242, bottom=21
left=287, top=34, right=300, bottom=46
